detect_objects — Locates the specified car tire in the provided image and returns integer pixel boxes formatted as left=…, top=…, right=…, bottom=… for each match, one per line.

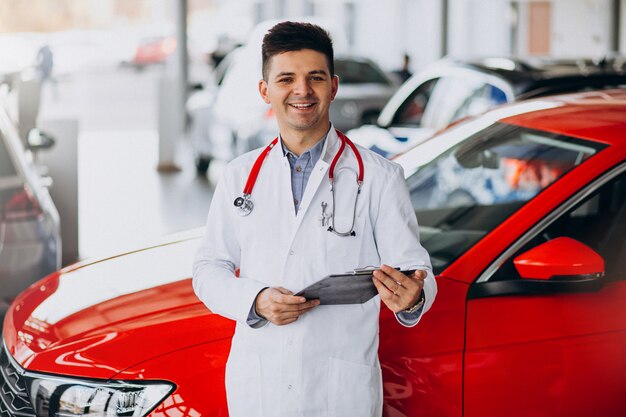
left=195, top=157, right=211, bottom=175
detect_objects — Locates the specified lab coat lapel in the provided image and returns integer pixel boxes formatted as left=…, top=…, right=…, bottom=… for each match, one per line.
left=289, top=128, right=341, bottom=241
left=269, top=138, right=298, bottom=220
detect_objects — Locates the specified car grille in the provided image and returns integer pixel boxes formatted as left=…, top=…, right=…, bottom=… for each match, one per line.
left=0, top=347, right=36, bottom=417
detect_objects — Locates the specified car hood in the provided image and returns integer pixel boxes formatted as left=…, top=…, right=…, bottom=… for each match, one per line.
left=2, top=233, right=235, bottom=379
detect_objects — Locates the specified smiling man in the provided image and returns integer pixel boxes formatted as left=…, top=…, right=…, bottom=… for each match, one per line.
left=193, top=21, right=436, bottom=417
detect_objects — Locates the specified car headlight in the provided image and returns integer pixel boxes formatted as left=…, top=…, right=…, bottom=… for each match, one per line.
left=26, top=376, right=174, bottom=417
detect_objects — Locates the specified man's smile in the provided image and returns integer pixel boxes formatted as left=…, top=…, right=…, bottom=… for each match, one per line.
left=288, top=102, right=317, bottom=110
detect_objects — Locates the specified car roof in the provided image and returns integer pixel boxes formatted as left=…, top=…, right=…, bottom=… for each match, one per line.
left=499, top=89, right=626, bottom=146
left=445, top=56, right=626, bottom=98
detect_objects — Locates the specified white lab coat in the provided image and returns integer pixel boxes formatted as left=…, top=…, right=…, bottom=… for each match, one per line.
left=193, top=127, right=436, bottom=417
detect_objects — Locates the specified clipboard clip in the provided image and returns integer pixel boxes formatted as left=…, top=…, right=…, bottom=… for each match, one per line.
left=350, top=266, right=404, bottom=275
left=351, top=266, right=378, bottom=275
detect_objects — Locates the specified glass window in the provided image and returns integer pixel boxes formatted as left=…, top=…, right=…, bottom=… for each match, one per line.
left=491, top=170, right=626, bottom=282
left=451, top=84, right=508, bottom=122
left=392, top=78, right=438, bottom=126
left=406, top=122, right=604, bottom=273
left=334, top=59, right=390, bottom=85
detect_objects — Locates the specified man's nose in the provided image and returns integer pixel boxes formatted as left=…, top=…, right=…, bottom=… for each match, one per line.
left=293, top=78, right=312, bottom=95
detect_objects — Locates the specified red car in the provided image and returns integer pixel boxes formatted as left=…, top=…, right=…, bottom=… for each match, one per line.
left=130, top=36, right=176, bottom=68
left=2, top=90, right=626, bottom=417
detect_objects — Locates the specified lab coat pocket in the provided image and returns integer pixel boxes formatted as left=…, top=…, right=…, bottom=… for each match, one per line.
left=225, top=353, right=263, bottom=417
left=328, top=357, right=381, bottom=417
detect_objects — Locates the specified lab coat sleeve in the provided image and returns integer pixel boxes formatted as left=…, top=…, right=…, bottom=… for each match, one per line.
left=373, top=163, right=437, bottom=328
left=192, top=167, right=268, bottom=324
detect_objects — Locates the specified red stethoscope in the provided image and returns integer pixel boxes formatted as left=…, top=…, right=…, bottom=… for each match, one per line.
left=233, top=129, right=364, bottom=236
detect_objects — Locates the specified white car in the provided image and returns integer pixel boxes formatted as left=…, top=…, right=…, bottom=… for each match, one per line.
left=186, top=19, right=399, bottom=175
left=348, top=56, right=626, bottom=158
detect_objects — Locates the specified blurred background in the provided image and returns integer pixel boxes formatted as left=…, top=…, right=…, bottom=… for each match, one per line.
left=0, top=0, right=625, bottom=293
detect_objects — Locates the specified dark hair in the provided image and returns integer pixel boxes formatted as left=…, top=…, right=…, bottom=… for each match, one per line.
left=261, top=21, right=334, bottom=80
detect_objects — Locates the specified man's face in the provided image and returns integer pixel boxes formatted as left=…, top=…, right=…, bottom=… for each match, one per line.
left=259, top=49, right=338, bottom=138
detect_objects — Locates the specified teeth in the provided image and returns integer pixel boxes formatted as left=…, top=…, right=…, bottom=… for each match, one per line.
left=290, top=103, right=314, bottom=109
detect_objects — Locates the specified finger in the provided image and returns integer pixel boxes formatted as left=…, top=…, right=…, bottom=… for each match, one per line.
left=279, top=299, right=320, bottom=312
left=373, top=275, right=395, bottom=299
left=412, top=269, right=427, bottom=280
left=373, top=270, right=402, bottom=294
left=379, top=264, right=411, bottom=287
left=296, top=304, right=318, bottom=315
left=275, top=316, right=298, bottom=326
left=271, top=288, right=306, bottom=304
left=373, top=277, right=405, bottom=312
left=275, top=287, right=294, bottom=295
left=277, top=294, right=308, bottom=304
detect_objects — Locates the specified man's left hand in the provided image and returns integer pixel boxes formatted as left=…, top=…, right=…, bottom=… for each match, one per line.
left=373, top=265, right=426, bottom=313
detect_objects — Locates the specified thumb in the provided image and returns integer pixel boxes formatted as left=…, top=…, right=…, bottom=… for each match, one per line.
left=275, top=287, right=294, bottom=295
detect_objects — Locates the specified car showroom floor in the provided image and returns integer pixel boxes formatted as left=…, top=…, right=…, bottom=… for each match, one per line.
left=39, top=62, right=215, bottom=262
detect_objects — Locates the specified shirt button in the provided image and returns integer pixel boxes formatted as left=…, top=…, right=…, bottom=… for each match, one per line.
left=294, top=199, right=299, bottom=205
left=295, top=166, right=302, bottom=172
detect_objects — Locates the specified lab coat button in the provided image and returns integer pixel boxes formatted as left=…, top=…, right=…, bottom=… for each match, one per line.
left=289, top=250, right=294, bottom=255
left=288, top=385, right=292, bottom=390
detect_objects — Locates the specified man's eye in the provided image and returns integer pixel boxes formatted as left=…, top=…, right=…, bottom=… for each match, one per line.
left=311, top=76, right=325, bottom=81
left=278, top=78, right=292, bottom=83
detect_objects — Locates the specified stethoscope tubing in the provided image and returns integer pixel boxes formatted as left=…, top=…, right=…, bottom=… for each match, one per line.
left=234, top=129, right=364, bottom=235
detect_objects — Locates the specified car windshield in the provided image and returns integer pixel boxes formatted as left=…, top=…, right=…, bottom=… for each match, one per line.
left=402, top=121, right=605, bottom=274
left=335, top=59, right=390, bottom=85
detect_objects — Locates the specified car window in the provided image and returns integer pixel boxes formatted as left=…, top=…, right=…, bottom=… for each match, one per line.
left=392, top=78, right=438, bottom=126
left=335, top=59, right=390, bottom=85
left=406, top=122, right=604, bottom=274
left=420, top=76, right=507, bottom=130
left=0, top=132, right=17, bottom=178
left=491, top=169, right=626, bottom=282
left=451, top=83, right=508, bottom=122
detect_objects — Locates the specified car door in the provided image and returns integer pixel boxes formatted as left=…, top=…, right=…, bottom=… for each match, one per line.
left=464, top=165, right=626, bottom=417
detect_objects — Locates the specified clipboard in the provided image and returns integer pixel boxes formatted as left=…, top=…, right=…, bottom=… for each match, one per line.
left=295, top=269, right=417, bottom=305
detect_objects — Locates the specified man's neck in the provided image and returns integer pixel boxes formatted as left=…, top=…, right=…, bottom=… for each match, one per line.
left=280, top=124, right=331, bottom=157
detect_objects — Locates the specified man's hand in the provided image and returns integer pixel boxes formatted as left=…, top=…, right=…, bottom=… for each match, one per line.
left=255, top=287, right=320, bottom=326
left=373, top=265, right=426, bottom=313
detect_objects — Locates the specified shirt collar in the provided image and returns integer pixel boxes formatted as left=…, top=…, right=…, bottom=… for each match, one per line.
left=280, top=133, right=327, bottom=166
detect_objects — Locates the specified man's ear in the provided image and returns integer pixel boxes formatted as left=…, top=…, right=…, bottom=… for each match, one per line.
left=259, top=79, right=271, bottom=104
left=331, top=75, right=339, bottom=101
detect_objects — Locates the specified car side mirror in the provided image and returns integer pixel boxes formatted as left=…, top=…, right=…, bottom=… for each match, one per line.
left=27, top=128, right=55, bottom=151
left=514, top=237, right=605, bottom=280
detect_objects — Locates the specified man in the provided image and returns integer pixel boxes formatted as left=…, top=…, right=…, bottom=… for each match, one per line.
left=193, top=21, right=436, bottom=417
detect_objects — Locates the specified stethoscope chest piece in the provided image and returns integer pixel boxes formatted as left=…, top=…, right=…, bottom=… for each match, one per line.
left=234, top=195, right=254, bottom=216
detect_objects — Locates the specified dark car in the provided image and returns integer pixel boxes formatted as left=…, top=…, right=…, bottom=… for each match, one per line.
left=0, top=85, right=61, bottom=314
left=348, top=56, right=626, bottom=157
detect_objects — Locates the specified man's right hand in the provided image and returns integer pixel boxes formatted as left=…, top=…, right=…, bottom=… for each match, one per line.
left=255, top=287, right=320, bottom=326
